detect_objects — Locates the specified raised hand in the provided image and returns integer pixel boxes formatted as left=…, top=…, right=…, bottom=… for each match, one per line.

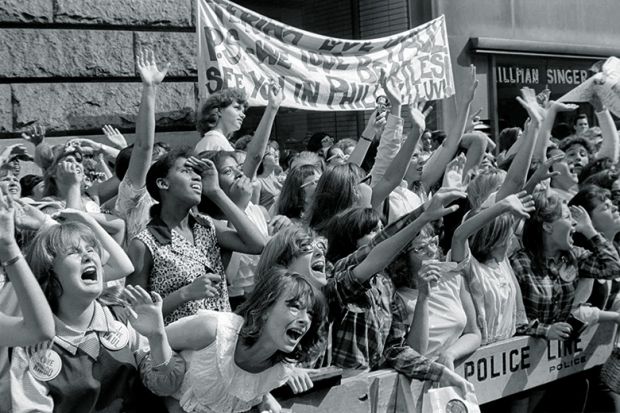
left=410, top=100, right=432, bottom=132
left=442, top=154, right=466, bottom=190
left=516, top=94, right=543, bottom=124
left=380, top=69, right=402, bottom=110
left=56, top=161, right=83, bottom=186
left=551, top=101, right=579, bottom=113
left=20, top=125, right=46, bottom=146
left=422, top=188, right=467, bottom=221
left=501, top=191, right=535, bottom=220
left=123, top=285, right=166, bottom=338
left=186, top=157, right=220, bottom=196
left=137, top=48, right=170, bottom=87
left=53, top=208, right=95, bottom=226
left=102, top=125, right=128, bottom=149
left=0, top=144, right=29, bottom=167
left=570, top=205, right=596, bottom=236
left=269, top=214, right=294, bottom=235
left=0, top=188, right=16, bottom=247
left=267, top=80, right=284, bottom=110
left=536, top=87, right=551, bottom=109
left=464, top=64, right=479, bottom=103
left=13, top=200, right=49, bottom=232
left=528, top=154, right=564, bottom=186
left=228, top=176, right=253, bottom=206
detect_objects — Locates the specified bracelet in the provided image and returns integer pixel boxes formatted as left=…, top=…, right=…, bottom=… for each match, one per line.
left=1, top=254, right=22, bottom=268
left=360, top=135, right=373, bottom=142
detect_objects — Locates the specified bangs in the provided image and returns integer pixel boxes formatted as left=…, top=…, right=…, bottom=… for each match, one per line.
left=26, top=222, right=102, bottom=283
left=283, top=274, right=319, bottom=315
left=53, top=224, right=101, bottom=257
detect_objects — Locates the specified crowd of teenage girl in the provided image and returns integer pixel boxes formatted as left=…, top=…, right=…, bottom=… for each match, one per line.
left=2, top=48, right=620, bottom=413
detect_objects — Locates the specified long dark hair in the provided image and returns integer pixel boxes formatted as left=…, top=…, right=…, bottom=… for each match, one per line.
left=325, top=207, right=381, bottom=263
left=236, top=267, right=327, bottom=364
left=306, top=163, right=365, bottom=233
left=275, top=164, right=320, bottom=220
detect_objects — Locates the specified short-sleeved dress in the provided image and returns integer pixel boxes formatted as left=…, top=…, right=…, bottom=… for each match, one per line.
left=171, top=311, right=292, bottom=413
left=136, top=213, right=230, bottom=325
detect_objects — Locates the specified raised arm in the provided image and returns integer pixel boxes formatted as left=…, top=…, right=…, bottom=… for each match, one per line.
left=352, top=189, right=465, bottom=283
left=188, top=157, right=266, bottom=254
left=533, top=99, right=578, bottom=163
left=243, top=81, right=283, bottom=179
left=0, top=190, right=55, bottom=346
left=55, top=208, right=134, bottom=281
left=421, top=65, right=478, bottom=189
left=348, top=110, right=385, bottom=167
left=126, top=49, right=170, bottom=188
left=368, top=75, right=405, bottom=185
left=371, top=103, right=427, bottom=209
left=496, top=92, right=543, bottom=201
left=452, top=192, right=534, bottom=263
left=592, top=91, right=619, bottom=163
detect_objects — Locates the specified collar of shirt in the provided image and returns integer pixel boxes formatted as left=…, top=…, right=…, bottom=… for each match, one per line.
left=147, top=213, right=198, bottom=245
left=53, top=301, right=116, bottom=359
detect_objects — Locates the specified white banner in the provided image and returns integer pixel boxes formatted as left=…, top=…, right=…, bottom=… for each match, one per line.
left=560, top=56, right=620, bottom=117
left=197, top=0, right=455, bottom=111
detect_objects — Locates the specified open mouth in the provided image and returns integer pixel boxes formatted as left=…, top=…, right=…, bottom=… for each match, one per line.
left=190, top=183, right=202, bottom=192
left=311, top=259, right=325, bottom=273
left=569, top=164, right=583, bottom=175
left=81, top=266, right=98, bottom=282
left=286, top=327, right=305, bottom=341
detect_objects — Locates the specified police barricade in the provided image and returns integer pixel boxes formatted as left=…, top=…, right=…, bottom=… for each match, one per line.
left=275, top=323, right=616, bottom=413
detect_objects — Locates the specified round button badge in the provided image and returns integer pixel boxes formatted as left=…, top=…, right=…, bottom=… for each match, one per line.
left=29, top=349, right=62, bottom=382
left=99, top=320, right=129, bottom=351
left=446, top=399, right=468, bottom=413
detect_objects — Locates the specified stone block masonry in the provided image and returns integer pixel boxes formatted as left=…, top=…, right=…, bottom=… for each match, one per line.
left=0, top=0, right=197, bottom=137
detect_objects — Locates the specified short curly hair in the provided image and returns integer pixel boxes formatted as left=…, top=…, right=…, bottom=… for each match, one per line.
left=196, top=88, right=248, bottom=136
left=558, top=135, right=595, bottom=156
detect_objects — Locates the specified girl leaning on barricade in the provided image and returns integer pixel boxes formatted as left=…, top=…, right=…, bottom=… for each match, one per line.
left=507, top=189, right=620, bottom=412
left=163, top=267, right=327, bottom=413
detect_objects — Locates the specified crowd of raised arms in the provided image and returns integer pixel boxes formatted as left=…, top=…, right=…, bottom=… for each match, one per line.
left=1, top=48, right=620, bottom=413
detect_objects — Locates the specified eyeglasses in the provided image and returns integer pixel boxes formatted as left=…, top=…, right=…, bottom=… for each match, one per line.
left=300, top=178, right=319, bottom=189
left=408, top=236, right=439, bottom=254
left=299, top=237, right=328, bottom=254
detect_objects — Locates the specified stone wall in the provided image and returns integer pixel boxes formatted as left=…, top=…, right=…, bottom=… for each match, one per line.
left=0, top=0, right=412, bottom=148
left=0, top=0, right=197, bottom=137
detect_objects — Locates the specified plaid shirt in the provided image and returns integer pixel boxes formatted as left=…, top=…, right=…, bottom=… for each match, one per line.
left=327, top=203, right=443, bottom=380
left=510, top=234, right=620, bottom=338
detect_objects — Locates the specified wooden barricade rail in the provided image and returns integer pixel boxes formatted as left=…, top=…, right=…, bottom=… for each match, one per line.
left=275, top=324, right=617, bottom=413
